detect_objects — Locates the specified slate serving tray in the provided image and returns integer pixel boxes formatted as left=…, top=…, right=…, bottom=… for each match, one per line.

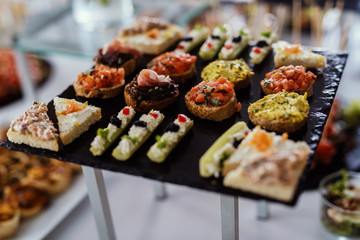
left=1, top=46, right=348, bottom=206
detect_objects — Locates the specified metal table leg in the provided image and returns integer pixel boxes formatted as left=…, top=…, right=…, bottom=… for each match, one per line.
left=220, top=195, right=239, bottom=240
left=256, top=200, right=270, bottom=220
left=154, top=181, right=167, bottom=200
left=82, top=166, right=116, bottom=240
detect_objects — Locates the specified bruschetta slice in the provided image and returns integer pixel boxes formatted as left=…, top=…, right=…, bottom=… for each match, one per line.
left=147, top=51, right=197, bottom=84
left=248, top=91, right=309, bottom=133
left=94, top=39, right=142, bottom=76
left=260, top=65, right=316, bottom=96
left=201, top=59, right=254, bottom=90
left=74, top=64, right=125, bottom=99
left=124, top=69, right=179, bottom=112
left=185, top=77, right=241, bottom=121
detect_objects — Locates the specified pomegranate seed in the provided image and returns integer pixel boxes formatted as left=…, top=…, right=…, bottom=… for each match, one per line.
left=206, top=42, right=213, bottom=48
left=225, top=44, right=232, bottom=50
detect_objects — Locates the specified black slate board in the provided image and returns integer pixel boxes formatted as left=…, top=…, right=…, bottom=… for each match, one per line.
left=1, top=46, right=348, bottom=206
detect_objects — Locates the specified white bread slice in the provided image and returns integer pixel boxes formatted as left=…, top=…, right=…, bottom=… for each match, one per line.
left=223, top=163, right=306, bottom=202
left=7, top=130, right=59, bottom=152
left=274, top=45, right=327, bottom=68
left=185, top=93, right=237, bottom=122
left=7, top=101, right=59, bottom=152
left=54, top=97, right=101, bottom=145
left=119, top=25, right=182, bottom=55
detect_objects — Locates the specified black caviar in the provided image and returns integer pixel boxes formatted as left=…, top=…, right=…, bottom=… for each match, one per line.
left=110, top=115, right=122, bottom=128
left=164, top=122, right=180, bottom=133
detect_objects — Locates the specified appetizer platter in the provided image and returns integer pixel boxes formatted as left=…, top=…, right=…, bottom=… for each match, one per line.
left=1, top=19, right=348, bottom=206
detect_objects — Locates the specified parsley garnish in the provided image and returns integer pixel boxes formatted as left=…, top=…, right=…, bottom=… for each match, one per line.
left=156, top=135, right=167, bottom=149
left=97, top=128, right=109, bottom=140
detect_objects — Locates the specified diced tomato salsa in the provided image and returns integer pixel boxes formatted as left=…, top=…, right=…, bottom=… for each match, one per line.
left=188, top=77, right=235, bottom=106
left=261, top=65, right=316, bottom=92
left=150, top=51, right=197, bottom=75
left=77, top=64, right=125, bottom=89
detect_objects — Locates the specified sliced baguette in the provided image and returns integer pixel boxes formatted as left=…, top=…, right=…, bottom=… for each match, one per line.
left=73, top=80, right=124, bottom=99
left=124, top=83, right=179, bottom=113
left=248, top=110, right=308, bottom=133
left=185, top=93, right=237, bottom=122
left=119, top=25, right=182, bottom=55
left=260, top=78, right=313, bottom=97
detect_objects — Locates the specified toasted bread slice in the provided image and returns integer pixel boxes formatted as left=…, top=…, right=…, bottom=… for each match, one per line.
left=260, top=78, right=313, bottom=96
left=274, top=44, right=327, bottom=68
left=73, top=80, right=124, bottom=99
left=54, top=97, right=101, bottom=145
left=201, top=59, right=254, bottom=90
left=223, top=161, right=306, bottom=202
left=119, top=25, right=182, bottom=55
left=124, top=85, right=179, bottom=113
left=248, top=111, right=308, bottom=133
left=74, top=65, right=125, bottom=99
left=185, top=93, right=237, bottom=121
left=7, top=130, right=59, bottom=152
left=170, top=63, right=196, bottom=84
left=7, top=101, right=59, bottom=151
left=248, top=91, right=309, bottom=133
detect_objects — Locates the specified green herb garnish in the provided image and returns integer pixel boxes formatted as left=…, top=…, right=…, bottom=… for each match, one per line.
left=260, top=31, right=272, bottom=38
left=219, top=152, right=231, bottom=168
left=97, top=128, right=109, bottom=140
left=194, top=24, right=203, bottom=31
left=121, top=135, right=138, bottom=144
left=156, top=135, right=167, bottom=149
left=328, top=170, right=349, bottom=197
left=210, top=98, right=222, bottom=106
left=117, top=58, right=123, bottom=65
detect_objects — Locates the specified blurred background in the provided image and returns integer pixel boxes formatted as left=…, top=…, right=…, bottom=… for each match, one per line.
left=0, top=0, right=360, bottom=239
